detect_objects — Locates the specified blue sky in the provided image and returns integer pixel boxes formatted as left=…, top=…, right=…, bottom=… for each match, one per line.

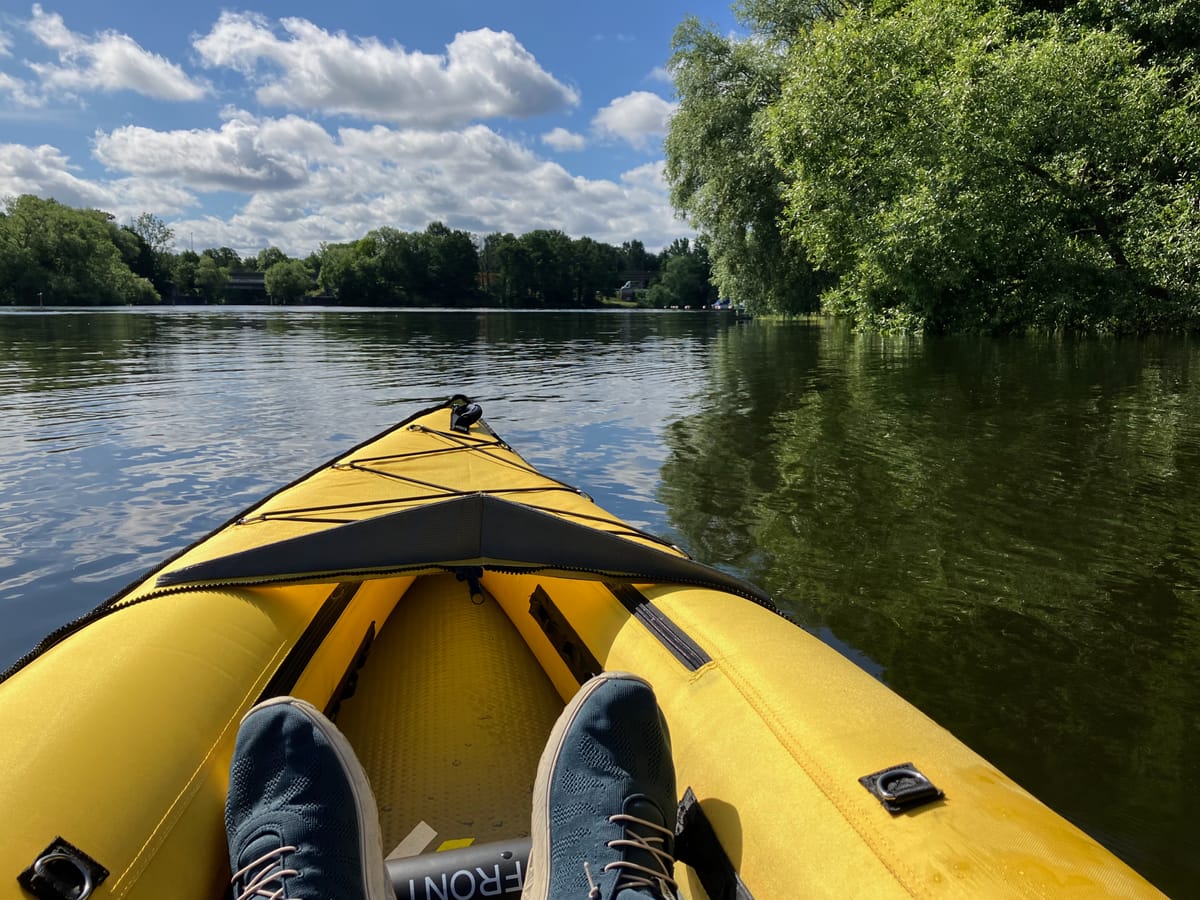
left=0, top=1, right=740, bottom=257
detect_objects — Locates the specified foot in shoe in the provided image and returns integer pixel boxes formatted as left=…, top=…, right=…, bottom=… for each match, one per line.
left=225, top=697, right=394, bottom=900
left=524, top=672, right=678, bottom=900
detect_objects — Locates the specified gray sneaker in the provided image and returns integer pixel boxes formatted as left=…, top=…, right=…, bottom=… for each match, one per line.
left=225, top=696, right=394, bottom=900
left=524, top=672, right=678, bottom=900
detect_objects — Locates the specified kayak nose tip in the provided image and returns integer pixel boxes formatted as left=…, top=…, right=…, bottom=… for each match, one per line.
left=450, top=402, right=483, bottom=433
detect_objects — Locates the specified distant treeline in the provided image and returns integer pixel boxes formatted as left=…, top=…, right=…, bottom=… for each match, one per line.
left=667, top=0, right=1200, bottom=332
left=0, top=194, right=717, bottom=309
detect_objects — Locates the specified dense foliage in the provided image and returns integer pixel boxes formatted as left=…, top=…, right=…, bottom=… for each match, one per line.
left=665, top=12, right=827, bottom=314
left=0, top=195, right=715, bottom=309
left=666, top=0, right=1200, bottom=332
left=0, top=196, right=158, bottom=305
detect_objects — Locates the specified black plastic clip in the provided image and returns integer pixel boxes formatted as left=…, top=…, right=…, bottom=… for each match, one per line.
left=18, top=837, right=108, bottom=900
left=455, top=566, right=486, bottom=604
left=449, top=401, right=483, bottom=433
left=859, top=763, right=943, bottom=814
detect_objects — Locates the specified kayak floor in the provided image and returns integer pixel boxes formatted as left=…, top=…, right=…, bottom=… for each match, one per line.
left=335, top=573, right=563, bottom=857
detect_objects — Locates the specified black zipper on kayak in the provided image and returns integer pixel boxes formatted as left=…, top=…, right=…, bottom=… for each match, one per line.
left=607, top=583, right=712, bottom=672
left=0, top=560, right=788, bottom=687
left=137, top=557, right=778, bottom=604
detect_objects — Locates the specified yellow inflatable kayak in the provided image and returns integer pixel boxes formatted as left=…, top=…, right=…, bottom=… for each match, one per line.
left=0, top=397, right=1161, bottom=899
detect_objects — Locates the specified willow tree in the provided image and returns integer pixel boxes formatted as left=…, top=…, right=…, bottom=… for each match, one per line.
left=665, top=7, right=830, bottom=314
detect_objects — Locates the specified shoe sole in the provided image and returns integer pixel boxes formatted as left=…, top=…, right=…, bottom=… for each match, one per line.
left=522, top=671, right=652, bottom=900
left=243, top=697, right=394, bottom=900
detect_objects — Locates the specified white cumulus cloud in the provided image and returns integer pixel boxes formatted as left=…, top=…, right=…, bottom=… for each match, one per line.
left=86, top=112, right=687, bottom=255
left=0, top=142, right=195, bottom=218
left=621, top=161, right=668, bottom=192
left=92, top=110, right=318, bottom=192
left=648, top=66, right=672, bottom=84
left=592, top=91, right=677, bottom=150
left=24, top=4, right=207, bottom=101
left=542, top=127, right=586, bottom=152
left=0, top=71, right=42, bottom=107
left=0, top=10, right=697, bottom=259
left=193, top=13, right=579, bottom=127
left=0, top=143, right=106, bottom=207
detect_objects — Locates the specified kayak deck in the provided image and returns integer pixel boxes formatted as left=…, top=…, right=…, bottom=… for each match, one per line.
left=335, top=573, right=562, bottom=857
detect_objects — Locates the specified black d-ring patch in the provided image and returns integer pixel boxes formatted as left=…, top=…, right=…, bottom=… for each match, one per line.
left=18, top=837, right=108, bottom=900
left=859, top=762, right=944, bottom=814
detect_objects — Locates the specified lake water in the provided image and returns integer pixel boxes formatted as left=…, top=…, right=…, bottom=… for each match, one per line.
left=1, top=307, right=1195, bottom=896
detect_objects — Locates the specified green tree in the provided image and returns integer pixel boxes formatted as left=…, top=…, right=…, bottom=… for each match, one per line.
left=766, top=0, right=1200, bottom=332
left=0, top=195, right=156, bottom=304
left=114, top=226, right=151, bottom=275
left=522, top=230, right=575, bottom=306
left=316, top=240, right=394, bottom=304
left=1058, top=0, right=1200, bottom=78
left=195, top=254, right=230, bottom=303
left=659, top=237, right=692, bottom=261
left=130, top=212, right=174, bottom=256
left=665, top=13, right=824, bottom=313
left=491, top=233, right=535, bottom=306
left=125, top=213, right=174, bottom=296
left=352, top=233, right=394, bottom=304
left=203, top=246, right=245, bottom=272
left=618, top=239, right=652, bottom=275
left=571, top=237, right=620, bottom=305
left=419, top=222, right=478, bottom=301
left=256, top=246, right=288, bottom=272
left=171, top=250, right=201, bottom=296
left=303, top=250, right=323, bottom=282
left=264, top=259, right=313, bottom=304
left=646, top=247, right=716, bottom=308
left=316, top=243, right=349, bottom=300
left=369, top=227, right=421, bottom=301
left=478, top=232, right=504, bottom=301
left=734, top=0, right=851, bottom=44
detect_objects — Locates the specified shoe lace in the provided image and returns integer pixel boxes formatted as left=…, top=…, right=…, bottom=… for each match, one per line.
left=231, top=844, right=300, bottom=900
left=583, top=812, right=677, bottom=899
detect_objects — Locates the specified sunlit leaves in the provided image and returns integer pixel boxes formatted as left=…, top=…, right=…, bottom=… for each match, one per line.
left=0, top=195, right=157, bottom=305
left=667, top=0, right=1199, bottom=331
left=764, top=0, right=1200, bottom=332
left=665, top=15, right=823, bottom=313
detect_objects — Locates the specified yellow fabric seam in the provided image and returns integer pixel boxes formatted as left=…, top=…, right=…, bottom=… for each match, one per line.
left=108, top=640, right=292, bottom=896
left=686, top=617, right=928, bottom=899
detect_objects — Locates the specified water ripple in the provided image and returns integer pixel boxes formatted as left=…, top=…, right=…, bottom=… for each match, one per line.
left=3, top=310, right=1195, bottom=896
left=0, top=308, right=720, bottom=667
